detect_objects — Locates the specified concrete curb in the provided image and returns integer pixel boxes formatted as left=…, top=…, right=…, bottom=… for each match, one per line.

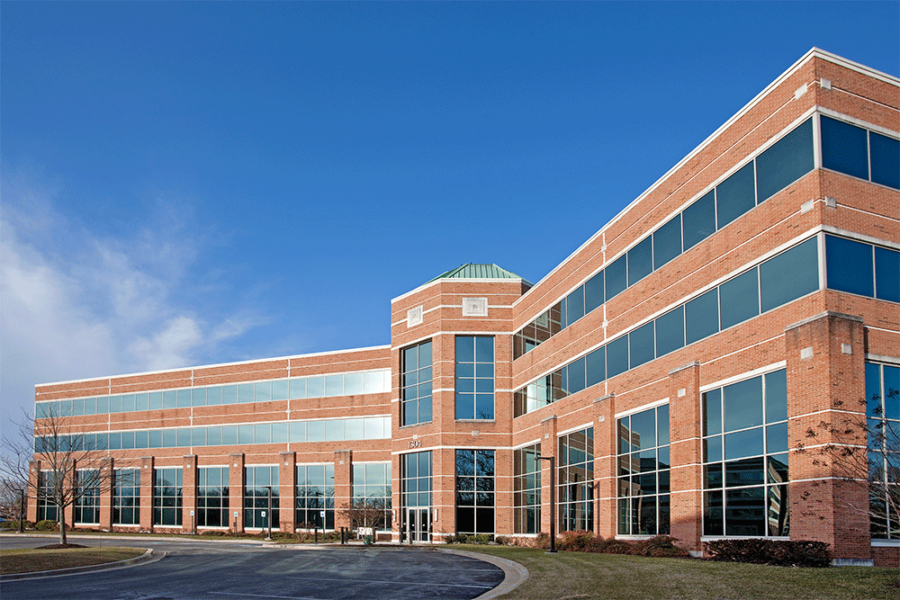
left=441, top=548, right=529, bottom=600
left=0, top=548, right=165, bottom=581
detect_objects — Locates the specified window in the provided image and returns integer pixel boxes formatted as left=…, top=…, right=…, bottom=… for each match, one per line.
left=296, top=464, right=334, bottom=529
left=402, top=341, right=433, bottom=426
left=456, top=450, right=495, bottom=534
left=826, top=234, right=899, bottom=303
left=703, top=370, right=789, bottom=537
left=244, top=466, right=279, bottom=530
left=559, top=428, right=594, bottom=532
left=866, top=363, right=900, bottom=540
left=756, top=118, right=814, bottom=202
left=402, top=451, right=432, bottom=509
left=154, top=468, right=183, bottom=527
left=716, top=163, right=756, bottom=229
left=821, top=115, right=900, bottom=190
left=113, top=468, right=140, bottom=526
left=37, top=472, right=59, bottom=523
left=74, top=470, right=100, bottom=524
left=456, top=337, right=495, bottom=420
left=618, top=406, right=670, bottom=536
left=352, top=463, right=391, bottom=532
left=514, top=444, right=541, bottom=534
left=198, top=467, right=229, bottom=528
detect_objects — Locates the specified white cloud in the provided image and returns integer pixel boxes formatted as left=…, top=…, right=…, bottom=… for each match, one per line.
left=0, top=172, right=261, bottom=421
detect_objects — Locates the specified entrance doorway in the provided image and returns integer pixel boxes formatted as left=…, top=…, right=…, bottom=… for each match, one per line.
left=405, top=507, right=430, bottom=543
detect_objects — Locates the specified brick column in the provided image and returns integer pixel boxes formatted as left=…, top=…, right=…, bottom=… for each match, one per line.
left=27, top=460, right=41, bottom=523
left=391, top=451, right=402, bottom=542
left=279, top=451, right=296, bottom=532
left=139, top=456, right=154, bottom=531
left=433, top=447, right=454, bottom=539
left=334, top=450, right=353, bottom=530
left=182, top=455, right=197, bottom=534
left=229, top=453, right=245, bottom=533
left=539, top=415, right=558, bottom=537
left=785, top=311, right=869, bottom=562
left=62, top=464, right=75, bottom=528
left=593, top=394, right=616, bottom=538
left=494, top=448, right=514, bottom=536
left=668, top=361, right=703, bottom=553
left=99, top=457, right=114, bottom=531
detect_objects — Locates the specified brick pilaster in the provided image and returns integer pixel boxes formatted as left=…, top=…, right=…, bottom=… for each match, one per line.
left=668, top=361, right=703, bottom=553
left=229, top=453, right=245, bottom=533
left=540, top=414, right=558, bottom=537
left=139, top=456, right=154, bottom=531
left=785, top=311, right=870, bottom=561
left=27, top=460, right=40, bottom=523
left=99, top=457, right=114, bottom=530
left=279, top=451, right=296, bottom=532
left=593, top=394, right=616, bottom=538
left=334, top=449, right=353, bottom=530
left=182, top=455, right=198, bottom=533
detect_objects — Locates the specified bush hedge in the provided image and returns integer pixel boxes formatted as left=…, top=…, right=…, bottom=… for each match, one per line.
left=704, top=539, right=831, bottom=568
left=35, top=519, right=58, bottom=531
left=554, top=531, right=689, bottom=557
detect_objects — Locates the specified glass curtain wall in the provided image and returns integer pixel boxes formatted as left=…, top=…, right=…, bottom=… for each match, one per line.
left=514, top=444, right=541, bottom=534
left=244, top=466, right=279, bottom=530
left=617, top=405, right=671, bottom=535
left=402, top=341, right=433, bottom=426
left=113, top=468, right=140, bottom=526
left=455, top=450, right=495, bottom=534
left=296, top=464, right=335, bottom=530
left=74, top=470, right=100, bottom=524
left=153, top=468, right=183, bottom=527
left=197, top=467, right=229, bottom=528
left=866, top=362, right=900, bottom=539
left=559, top=428, right=594, bottom=532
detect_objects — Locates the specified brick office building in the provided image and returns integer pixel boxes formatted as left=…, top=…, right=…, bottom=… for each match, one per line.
left=28, top=49, right=898, bottom=565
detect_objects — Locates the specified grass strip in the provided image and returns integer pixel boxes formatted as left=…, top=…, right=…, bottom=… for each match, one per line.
left=455, top=545, right=900, bottom=600
left=0, top=547, right=146, bottom=575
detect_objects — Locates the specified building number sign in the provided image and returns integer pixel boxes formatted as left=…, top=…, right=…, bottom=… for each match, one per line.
left=408, top=439, right=422, bottom=449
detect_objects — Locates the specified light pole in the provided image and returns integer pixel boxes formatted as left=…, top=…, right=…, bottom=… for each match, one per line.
left=18, top=489, right=25, bottom=534
left=537, top=456, right=557, bottom=553
left=265, top=486, right=272, bottom=541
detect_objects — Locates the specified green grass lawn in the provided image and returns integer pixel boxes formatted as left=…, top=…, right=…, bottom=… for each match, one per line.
left=461, top=546, right=900, bottom=600
left=0, top=546, right=147, bottom=575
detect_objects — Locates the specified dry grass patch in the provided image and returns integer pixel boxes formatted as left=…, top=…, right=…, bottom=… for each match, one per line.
left=460, top=546, right=900, bottom=600
left=0, top=546, right=146, bottom=575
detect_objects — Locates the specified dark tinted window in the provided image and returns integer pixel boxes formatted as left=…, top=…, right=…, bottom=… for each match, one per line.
left=723, top=377, right=763, bottom=432
left=628, top=237, right=654, bottom=286
left=655, top=306, right=685, bottom=357
left=765, top=370, right=788, bottom=423
left=685, top=289, right=719, bottom=345
left=586, top=347, right=605, bottom=387
left=870, top=132, right=900, bottom=190
left=716, top=162, right=756, bottom=229
left=756, top=119, right=814, bottom=202
left=821, top=116, right=868, bottom=180
left=682, top=191, right=716, bottom=251
left=653, top=215, right=682, bottom=269
left=605, top=255, right=628, bottom=300
left=719, top=268, right=760, bottom=329
left=566, top=287, right=585, bottom=327
left=826, top=235, right=873, bottom=297
left=606, top=336, right=629, bottom=379
left=760, top=237, right=819, bottom=312
left=629, top=322, right=655, bottom=368
left=585, top=272, right=604, bottom=313
left=567, top=358, right=586, bottom=395
left=875, top=247, right=900, bottom=302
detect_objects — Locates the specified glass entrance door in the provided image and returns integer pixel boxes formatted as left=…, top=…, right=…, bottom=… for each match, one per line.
left=405, top=507, right=430, bottom=542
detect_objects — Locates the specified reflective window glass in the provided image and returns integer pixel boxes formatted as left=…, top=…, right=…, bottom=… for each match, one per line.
left=724, top=428, right=764, bottom=461
left=653, top=215, right=682, bottom=269
left=755, top=119, right=814, bottom=202
left=682, top=190, right=716, bottom=251
left=272, top=379, right=290, bottom=401
left=719, top=268, right=760, bottom=330
left=870, top=131, right=900, bottom=189
left=289, top=378, right=306, bottom=400
left=716, top=162, right=756, bottom=229
left=628, top=237, right=653, bottom=286
left=606, top=336, right=629, bottom=378
left=307, top=377, right=324, bottom=398
left=827, top=235, right=874, bottom=297
left=655, top=306, right=684, bottom=357
left=605, top=255, right=627, bottom=301
left=723, top=377, right=763, bottom=432
left=685, top=288, right=719, bottom=345
left=585, top=272, right=604, bottom=314
left=759, top=237, right=819, bottom=312
left=567, top=358, right=585, bottom=395
left=821, top=116, right=869, bottom=180
left=586, top=347, right=605, bottom=388
left=629, top=322, right=655, bottom=368
left=765, top=370, right=788, bottom=423
left=875, top=247, right=900, bottom=302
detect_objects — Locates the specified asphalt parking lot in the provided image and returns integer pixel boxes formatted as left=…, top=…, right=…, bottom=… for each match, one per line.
left=0, top=535, right=508, bottom=600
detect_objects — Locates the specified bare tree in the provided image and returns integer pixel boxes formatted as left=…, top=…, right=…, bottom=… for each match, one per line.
left=798, top=378, right=899, bottom=538
left=344, top=493, right=389, bottom=543
left=1, top=405, right=120, bottom=546
left=0, top=477, right=27, bottom=526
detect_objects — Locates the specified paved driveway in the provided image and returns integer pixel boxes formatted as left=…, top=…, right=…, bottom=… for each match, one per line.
left=0, top=535, right=505, bottom=600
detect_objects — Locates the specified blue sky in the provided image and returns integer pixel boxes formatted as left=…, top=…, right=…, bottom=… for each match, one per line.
left=2, top=2, right=898, bottom=420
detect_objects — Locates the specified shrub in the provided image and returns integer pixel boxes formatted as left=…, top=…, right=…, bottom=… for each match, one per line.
left=35, top=519, right=58, bottom=531
left=704, top=539, right=830, bottom=568
left=445, top=533, right=494, bottom=545
left=0, top=520, right=33, bottom=530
